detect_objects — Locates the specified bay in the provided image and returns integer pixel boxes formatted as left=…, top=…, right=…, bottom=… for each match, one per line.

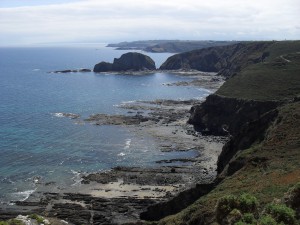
left=0, top=44, right=209, bottom=203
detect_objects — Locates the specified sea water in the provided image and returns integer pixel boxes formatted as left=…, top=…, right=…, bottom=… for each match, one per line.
left=0, top=44, right=210, bottom=204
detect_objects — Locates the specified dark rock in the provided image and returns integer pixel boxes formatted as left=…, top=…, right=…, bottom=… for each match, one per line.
left=52, top=69, right=91, bottom=73
left=187, top=94, right=280, bottom=175
left=93, top=52, right=156, bottom=72
left=54, top=69, right=77, bottom=73
left=93, top=62, right=113, bottom=72
left=160, top=42, right=273, bottom=78
left=140, top=183, right=215, bottom=221
left=188, top=94, right=280, bottom=136
left=79, top=68, right=92, bottom=72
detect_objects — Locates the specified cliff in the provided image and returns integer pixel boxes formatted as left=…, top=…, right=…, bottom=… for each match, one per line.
left=188, top=95, right=279, bottom=136
left=93, top=52, right=156, bottom=72
left=160, top=42, right=273, bottom=78
left=142, top=41, right=300, bottom=224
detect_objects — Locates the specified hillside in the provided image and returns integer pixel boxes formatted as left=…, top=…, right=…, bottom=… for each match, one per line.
left=157, top=101, right=300, bottom=225
left=107, top=40, right=238, bottom=53
left=217, top=41, right=300, bottom=100
left=141, top=41, right=300, bottom=225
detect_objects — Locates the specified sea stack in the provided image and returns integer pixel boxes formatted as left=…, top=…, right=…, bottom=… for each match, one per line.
left=93, top=52, right=156, bottom=72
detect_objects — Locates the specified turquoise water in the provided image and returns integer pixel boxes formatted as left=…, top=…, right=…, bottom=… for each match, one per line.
left=0, top=45, right=209, bottom=203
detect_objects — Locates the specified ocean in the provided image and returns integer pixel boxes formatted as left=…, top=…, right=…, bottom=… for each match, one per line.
left=0, top=44, right=210, bottom=204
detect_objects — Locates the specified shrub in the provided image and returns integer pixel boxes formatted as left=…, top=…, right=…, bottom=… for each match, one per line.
left=216, top=195, right=239, bottom=221
left=265, top=203, right=297, bottom=225
left=216, top=193, right=259, bottom=223
left=239, top=193, right=259, bottom=213
left=227, top=209, right=243, bottom=224
left=258, top=215, right=277, bottom=225
left=234, top=221, right=246, bottom=225
left=242, top=213, right=256, bottom=224
left=28, top=214, right=44, bottom=224
left=284, top=182, right=300, bottom=210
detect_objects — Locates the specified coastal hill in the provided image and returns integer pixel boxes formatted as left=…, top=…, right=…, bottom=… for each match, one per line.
left=107, top=40, right=238, bottom=53
left=93, top=52, right=156, bottom=72
left=160, top=42, right=273, bottom=78
left=142, top=41, right=300, bottom=224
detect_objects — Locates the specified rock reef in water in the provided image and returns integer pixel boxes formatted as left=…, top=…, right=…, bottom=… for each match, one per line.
left=93, top=52, right=156, bottom=72
left=52, top=69, right=91, bottom=73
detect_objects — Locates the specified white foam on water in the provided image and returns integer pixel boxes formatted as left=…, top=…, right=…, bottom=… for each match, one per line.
left=71, top=170, right=83, bottom=186
left=121, top=100, right=136, bottom=104
left=52, top=112, right=64, bottom=118
left=118, top=152, right=126, bottom=156
left=124, top=139, right=131, bottom=150
left=12, top=189, right=36, bottom=202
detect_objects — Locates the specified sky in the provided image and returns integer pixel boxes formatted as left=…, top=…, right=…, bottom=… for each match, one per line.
left=0, top=0, right=299, bottom=46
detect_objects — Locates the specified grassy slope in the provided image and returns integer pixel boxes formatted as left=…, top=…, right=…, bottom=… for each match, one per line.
left=157, top=41, right=300, bottom=224
left=217, top=41, right=300, bottom=101
left=158, top=102, right=300, bottom=225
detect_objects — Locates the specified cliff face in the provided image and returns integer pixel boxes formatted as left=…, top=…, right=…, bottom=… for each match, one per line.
left=160, top=42, right=272, bottom=78
left=188, top=94, right=280, bottom=175
left=93, top=52, right=156, bottom=72
left=188, top=94, right=280, bottom=136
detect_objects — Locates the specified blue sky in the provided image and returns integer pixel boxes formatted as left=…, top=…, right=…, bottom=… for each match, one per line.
left=0, top=0, right=299, bottom=46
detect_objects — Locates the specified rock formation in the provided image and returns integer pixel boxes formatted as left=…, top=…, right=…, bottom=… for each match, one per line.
left=160, top=42, right=272, bottom=78
left=93, top=52, right=156, bottom=72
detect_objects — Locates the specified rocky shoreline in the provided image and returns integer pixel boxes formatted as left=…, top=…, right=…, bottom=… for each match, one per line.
left=0, top=72, right=226, bottom=224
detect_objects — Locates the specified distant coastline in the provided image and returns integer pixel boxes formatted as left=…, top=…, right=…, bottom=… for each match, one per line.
left=107, top=40, right=239, bottom=53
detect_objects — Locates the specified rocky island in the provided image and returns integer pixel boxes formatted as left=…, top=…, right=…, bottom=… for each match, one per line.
left=93, top=52, right=156, bottom=72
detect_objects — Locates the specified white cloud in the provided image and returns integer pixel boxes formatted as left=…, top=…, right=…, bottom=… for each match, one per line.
left=0, top=0, right=299, bottom=46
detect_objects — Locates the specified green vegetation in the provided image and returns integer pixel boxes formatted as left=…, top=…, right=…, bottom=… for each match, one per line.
left=258, top=215, right=277, bottom=225
left=216, top=193, right=258, bottom=224
left=214, top=193, right=296, bottom=225
left=0, top=219, right=24, bottom=225
left=158, top=101, right=300, bottom=224
left=0, top=215, right=47, bottom=225
left=217, top=41, right=300, bottom=101
left=28, top=214, right=45, bottom=224
left=265, top=203, right=297, bottom=225
left=216, top=193, right=259, bottom=222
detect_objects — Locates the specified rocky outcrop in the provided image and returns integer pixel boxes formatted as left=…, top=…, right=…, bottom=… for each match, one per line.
left=188, top=94, right=280, bottom=175
left=140, top=183, right=215, bottom=221
left=160, top=42, right=273, bottom=78
left=93, top=62, right=113, bottom=72
left=51, top=69, right=92, bottom=73
left=217, top=109, right=278, bottom=175
left=188, top=94, right=280, bottom=136
left=93, top=52, right=156, bottom=72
